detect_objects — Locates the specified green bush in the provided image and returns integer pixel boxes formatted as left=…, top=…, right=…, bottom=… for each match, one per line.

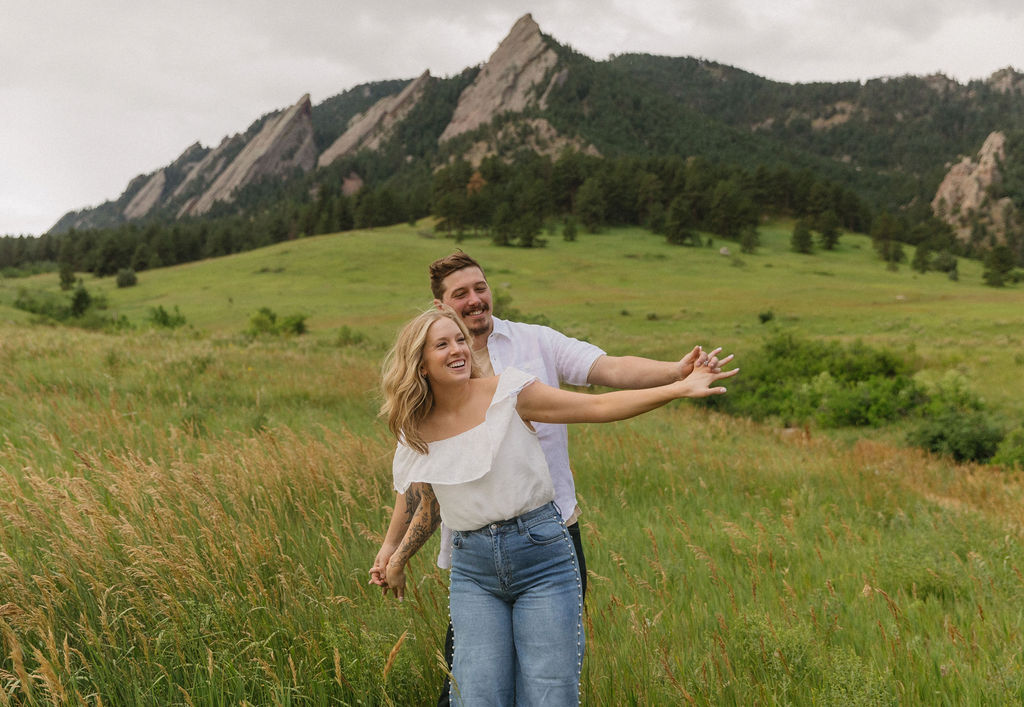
left=277, top=314, right=307, bottom=336
left=148, top=305, right=187, bottom=329
left=992, top=428, right=1024, bottom=470
left=70, top=281, right=92, bottom=317
left=705, top=333, right=921, bottom=428
left=907, top=411, right=1003, bottom=463
left=246, top=307, right=307, bottom=337
left=14, top=287, right=70, bottom=320
left=336, top=325, right=367, bottom=347
left=116, top=268, right=138, bottom=288
left=898, top=372, right=1005, bottom=463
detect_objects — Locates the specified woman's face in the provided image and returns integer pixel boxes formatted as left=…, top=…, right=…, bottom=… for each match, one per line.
left=420, top=317, right=472, bottom=384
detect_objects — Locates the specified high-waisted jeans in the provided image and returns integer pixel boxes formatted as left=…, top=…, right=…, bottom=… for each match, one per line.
left=448, top=502, right=584, bottom=706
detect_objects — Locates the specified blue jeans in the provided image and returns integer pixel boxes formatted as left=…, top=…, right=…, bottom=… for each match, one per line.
left=449, top=502, right=584, bottom=706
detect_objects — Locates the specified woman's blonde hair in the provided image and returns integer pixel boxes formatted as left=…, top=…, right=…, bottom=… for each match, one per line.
left=380, top=305, right=479, bottom=453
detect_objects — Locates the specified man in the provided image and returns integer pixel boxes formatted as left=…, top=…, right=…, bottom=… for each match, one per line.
left=370, top=251, right=727, bottom=705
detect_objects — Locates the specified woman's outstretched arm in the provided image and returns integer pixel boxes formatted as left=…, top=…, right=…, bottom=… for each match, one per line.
left=517, top=356, right=738, bottom=425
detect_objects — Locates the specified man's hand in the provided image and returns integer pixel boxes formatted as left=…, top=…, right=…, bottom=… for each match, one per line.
left=369, top=541, right=397, bottom=594
left=384, top=559, right=407, bottom=601
left=677, top=345, right=702, bottom=380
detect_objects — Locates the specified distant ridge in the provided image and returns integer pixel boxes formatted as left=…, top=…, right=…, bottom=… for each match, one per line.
left=48, top=15, right=1024, bottom=235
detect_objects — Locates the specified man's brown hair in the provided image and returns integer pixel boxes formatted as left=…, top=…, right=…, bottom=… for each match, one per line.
left=428, top=250, right=486, bottom=300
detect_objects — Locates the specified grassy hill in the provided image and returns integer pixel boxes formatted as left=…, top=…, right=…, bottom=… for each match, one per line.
left=4, top=220, right=1022, bottom=415
left=2, top=223, right=1023, bottom=703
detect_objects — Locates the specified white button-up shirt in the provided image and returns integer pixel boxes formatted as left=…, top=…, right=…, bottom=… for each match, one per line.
left=486, top=317, right=605, bottom=520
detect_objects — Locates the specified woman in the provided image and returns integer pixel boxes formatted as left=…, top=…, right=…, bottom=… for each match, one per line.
left=379, top=306, right=736, bottom=706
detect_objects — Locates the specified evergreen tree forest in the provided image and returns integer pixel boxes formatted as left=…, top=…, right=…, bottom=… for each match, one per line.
left=3, top=147, right=1017, bottom=278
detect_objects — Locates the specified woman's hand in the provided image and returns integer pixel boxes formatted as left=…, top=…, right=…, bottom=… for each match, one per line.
left=676, top=349, right=738, bottom=397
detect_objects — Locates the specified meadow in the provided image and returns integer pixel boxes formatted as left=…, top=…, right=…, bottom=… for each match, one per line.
left=1, top=223, right=1023, bottom=705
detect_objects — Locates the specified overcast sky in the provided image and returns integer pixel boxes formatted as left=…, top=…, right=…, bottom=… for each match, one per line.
left=3, top=1, right=1022, bottom=236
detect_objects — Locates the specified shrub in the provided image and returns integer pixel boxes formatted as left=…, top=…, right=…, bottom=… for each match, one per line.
left=70, top=281, right=92, bottom=317
left=116, top=268, right=138, bottom=288
left=247, top=307, right=278, bottom=336
left=336, top=325, right=367, bottom=347
left=739, top=225, right=760, bottom=254
left=703, top=333, right=921, bottom=428
left=562, top=217, right=578, bottom=242
left=14, top=287, right=70, bottom=320
left=246, top=307, right=307, bottom=337
left=148, top=305, right=187, bottom=329
left=907, top=411, right=1003, bottom=463
left=992, top=428, right=1024, bottom=470
left=277, top=314, right=307, bottom=336
left=59, top=262, right=76, bottom=290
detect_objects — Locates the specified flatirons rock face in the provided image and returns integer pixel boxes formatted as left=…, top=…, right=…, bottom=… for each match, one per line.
left=122, top=169, right=167, bottom=220
left=169, top=136, right=245, bottom=209
left=183, top=94, right=317, bottom=216
left=51, top=96, right=316, bottom=230
left=319, top=71, right=433, bottom=168
left=439, top=14, right=559, bottom=142
left=931, top=131, right=1017, bottom=244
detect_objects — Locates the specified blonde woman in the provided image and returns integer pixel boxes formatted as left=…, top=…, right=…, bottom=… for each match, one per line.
left=380, top=306, right=737, bottom=706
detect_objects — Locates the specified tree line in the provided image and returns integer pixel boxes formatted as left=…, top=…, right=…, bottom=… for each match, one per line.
left=1, top=149, right=1019, bottom=281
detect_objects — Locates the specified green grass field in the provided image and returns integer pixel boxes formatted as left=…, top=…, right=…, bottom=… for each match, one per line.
left=1, top=223, right=1023, bottom=704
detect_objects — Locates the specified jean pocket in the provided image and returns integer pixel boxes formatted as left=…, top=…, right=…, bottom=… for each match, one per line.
left=524, top=517, right=565, bottom=546
left=452, top=532, right=463, bottom=550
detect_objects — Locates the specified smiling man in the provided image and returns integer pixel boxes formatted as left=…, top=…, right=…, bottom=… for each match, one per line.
left=371, top=250, right=729, bottom=706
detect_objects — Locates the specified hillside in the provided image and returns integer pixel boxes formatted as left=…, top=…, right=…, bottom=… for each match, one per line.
left=4, top=220, right=1023, bottom=420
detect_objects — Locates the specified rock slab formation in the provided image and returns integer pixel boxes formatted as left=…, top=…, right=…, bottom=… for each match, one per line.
left=184, top=94, right=317, bottom=216
left=931, top=131, right=1016, bottom=244
left=319, top=71, right=432, bottom=168
left=122, top=169, right=166, bottom=220
left=439, top=14, right=559, bottom=142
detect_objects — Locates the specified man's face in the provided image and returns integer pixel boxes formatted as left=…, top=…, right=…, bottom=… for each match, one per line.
left=437, top=266, right=493, bottom=339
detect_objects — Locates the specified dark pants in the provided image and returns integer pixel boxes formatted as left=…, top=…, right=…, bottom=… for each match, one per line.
left=437, top=521, right=587, bottom=707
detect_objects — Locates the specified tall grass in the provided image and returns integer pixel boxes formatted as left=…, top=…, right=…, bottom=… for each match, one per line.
left=3, top=223, right=1024, bottom=703
left=2, top=321, right=1022, bottom=704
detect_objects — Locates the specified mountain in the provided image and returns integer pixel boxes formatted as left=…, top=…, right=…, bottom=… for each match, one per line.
left=48, top=14, right=1024, bottom=238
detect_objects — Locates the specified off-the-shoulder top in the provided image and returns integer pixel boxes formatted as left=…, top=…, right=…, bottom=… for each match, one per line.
left=392, top=367, right=555, bottom=537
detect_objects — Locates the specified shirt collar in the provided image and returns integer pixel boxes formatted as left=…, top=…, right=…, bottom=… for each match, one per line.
left=489, top=316, right=511, bottom=341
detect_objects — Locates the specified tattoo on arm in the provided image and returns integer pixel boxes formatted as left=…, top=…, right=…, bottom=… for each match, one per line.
left=391, top=483, right=440, bottom=567
left=403, top=485, right=421, bottom=526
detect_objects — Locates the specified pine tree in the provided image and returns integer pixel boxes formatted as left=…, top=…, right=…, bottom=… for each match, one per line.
left=983, top=245, right=1015, bottom=287
left=791, top=219, right=813, bottom=254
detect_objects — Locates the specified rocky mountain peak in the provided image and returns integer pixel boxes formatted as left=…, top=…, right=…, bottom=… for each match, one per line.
left=439, top=13, right=560, bottom=142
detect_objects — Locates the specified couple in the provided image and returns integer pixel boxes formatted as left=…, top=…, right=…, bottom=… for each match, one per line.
left=372, top=252, right=737, bottom=706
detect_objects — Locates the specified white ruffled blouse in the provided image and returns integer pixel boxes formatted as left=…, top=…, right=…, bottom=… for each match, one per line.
left=392, top=367, right=555, bottom=536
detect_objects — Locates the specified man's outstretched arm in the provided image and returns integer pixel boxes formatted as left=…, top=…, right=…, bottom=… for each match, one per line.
left=588, top=345, right=731, bottom=389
